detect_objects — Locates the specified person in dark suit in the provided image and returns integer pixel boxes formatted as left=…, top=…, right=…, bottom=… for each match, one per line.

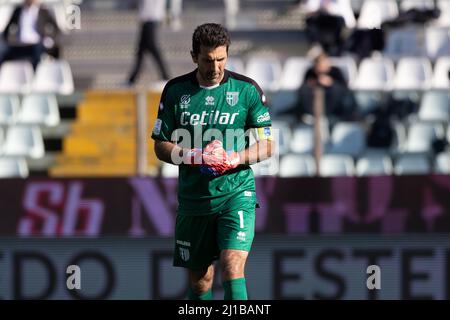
left=296, top=52, right=357, bottom=121
left=0, top=0, right=60, bottom=69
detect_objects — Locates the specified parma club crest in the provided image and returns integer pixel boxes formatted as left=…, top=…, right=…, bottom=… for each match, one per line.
left=226, top=92, right=239, bottom=106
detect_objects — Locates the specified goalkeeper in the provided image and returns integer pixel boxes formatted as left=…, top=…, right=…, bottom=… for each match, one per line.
left=152, top=23, right=274, bottom=300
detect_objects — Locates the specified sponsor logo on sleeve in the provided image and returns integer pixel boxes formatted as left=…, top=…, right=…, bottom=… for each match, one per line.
left=153, top=119, right=162, bottom=135
left=257, top=112, right=270, bottom=123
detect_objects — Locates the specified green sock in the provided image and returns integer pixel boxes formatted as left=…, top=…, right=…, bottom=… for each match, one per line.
left=223, top=278, right=248, bottom=300
left=187, top=288, right=212, bottom=300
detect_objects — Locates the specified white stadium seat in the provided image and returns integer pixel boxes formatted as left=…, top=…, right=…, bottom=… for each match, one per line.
left=279, top=154, right=316, bottom=177
left=393, top=57, right=433, bottom=90
left=32, top=60, right=74, bottom=95
left=19, top=94, right=60, bottom=126
left=404, top=122, right=445, bottom=153
left=0, top=157, right=29, bottom=178
left=435, top=152, right=450, bottom=173
left=432, top=57, right=450, bottom=88
left=226, top=57, right=245, bottom=74
left=245, top=57, right=282, bottom=91
left=354, top=57, right=395, bottom=91
left=435, top=0, right=450, bottom=26
left=394, top=154, right=430, bottom=175
left=320, top=154, right=355, bottom=177
left=356, top=154, right=393, bottom=176
left=0, top=94, right=20, bottom=125
left=0, top=61, right=34, bottom=94
left=2, top=125, right=45, bottom=158
left=425, top=27, right=450, bottom=59
left=358, top=0, right=399, bottom=29
left=328, top=122, right=366, bottom=157
left=279, top=57, right=312, bottom=90
left=417, top=91, right=450, bottom=121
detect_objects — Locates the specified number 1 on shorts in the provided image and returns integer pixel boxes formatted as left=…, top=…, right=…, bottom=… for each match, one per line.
left=238, top=210, right=244, bottom=229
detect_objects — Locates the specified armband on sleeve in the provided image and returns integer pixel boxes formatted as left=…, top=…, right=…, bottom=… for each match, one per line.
left=256, top=127, right=273, bottom=141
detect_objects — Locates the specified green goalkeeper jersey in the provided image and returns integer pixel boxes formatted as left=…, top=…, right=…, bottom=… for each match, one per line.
left=151, top=69, right=272, bottom=215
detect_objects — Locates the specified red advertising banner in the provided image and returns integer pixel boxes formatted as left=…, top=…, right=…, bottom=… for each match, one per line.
left=0, top=176, right=449, bottom=236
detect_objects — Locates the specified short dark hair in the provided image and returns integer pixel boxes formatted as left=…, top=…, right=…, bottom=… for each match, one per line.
left=192, top=23, right=231, bottom=57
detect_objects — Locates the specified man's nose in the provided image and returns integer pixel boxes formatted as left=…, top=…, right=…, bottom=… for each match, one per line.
left=212, top=61, right=220, bottom=71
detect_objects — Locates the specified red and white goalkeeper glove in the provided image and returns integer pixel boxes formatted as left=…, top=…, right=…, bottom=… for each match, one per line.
left=202, top=140, right=241, bottom=176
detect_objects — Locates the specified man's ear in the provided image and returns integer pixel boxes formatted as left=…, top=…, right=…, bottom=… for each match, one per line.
left=191, top=51, right=198, bottom=64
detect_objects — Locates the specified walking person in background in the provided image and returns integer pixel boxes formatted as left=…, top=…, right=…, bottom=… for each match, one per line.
left=126, top=0, right=170, bottom=86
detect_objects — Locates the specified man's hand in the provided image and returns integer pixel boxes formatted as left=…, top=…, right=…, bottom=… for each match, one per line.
left=201, top=140, right=240, bottom=176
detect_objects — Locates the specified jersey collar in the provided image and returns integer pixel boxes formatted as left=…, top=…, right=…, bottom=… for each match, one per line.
left=191, top=69, right=230, bottom=87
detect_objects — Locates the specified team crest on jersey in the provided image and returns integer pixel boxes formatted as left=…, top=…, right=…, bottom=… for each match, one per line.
left=226, top=92, right=239, bottom=106
left=180, top=95, right=190, bottom=108
left=179, top=247, right=190, bottom=261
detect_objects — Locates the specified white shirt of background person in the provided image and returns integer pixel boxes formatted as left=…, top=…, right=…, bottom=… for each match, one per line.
left=19, top=3, right=40, bottom=44
left=303, top=0, right=356, bottom=29
left=139, top=0, right=167, bottom=23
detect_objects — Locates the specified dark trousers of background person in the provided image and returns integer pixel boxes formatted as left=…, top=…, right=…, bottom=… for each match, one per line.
left=0, top=43, right=47, bottom=69
left=128, top=21, right=170, bottom=84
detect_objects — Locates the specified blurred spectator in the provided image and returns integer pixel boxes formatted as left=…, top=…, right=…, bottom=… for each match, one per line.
left=302, top=0, right=356, bottom=55
left=169, top=0, right=183, bottom=31
left=343, top=29, right=385, bottom=60
left=294, top=52, right=357, bottom=121
left=304, top=52, right=347, bottom=87
left=126, top=0, right=170, bottom=86
left=0, top=0, right=60, bottom=69
left=381, top=6, right=440, bottom=29
left=224, top=0, right=239, bottom=29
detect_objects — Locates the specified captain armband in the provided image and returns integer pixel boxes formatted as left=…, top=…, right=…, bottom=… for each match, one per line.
left=256, top=127, right=273, bottom=141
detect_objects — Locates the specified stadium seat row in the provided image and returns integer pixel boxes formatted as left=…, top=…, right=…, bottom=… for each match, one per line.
left=228, top=55, right=450, bottom=91
left=272, top=119, right=450, bottom=157
left=0, top=94, right=60, bottom=126
left=160, top=152, right=450, bottom=178
left=0, top=60, right=74, bottom=95
left=357, top=0, right=450, bottom=28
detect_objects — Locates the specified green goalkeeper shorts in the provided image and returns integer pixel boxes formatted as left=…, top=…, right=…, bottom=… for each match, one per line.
left=173, top=191, right=257, bottom=270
